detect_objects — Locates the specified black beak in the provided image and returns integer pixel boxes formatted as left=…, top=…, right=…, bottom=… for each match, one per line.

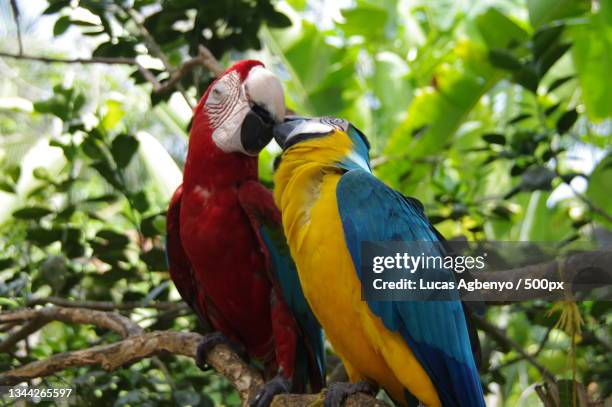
left=240, top=104, right=276, bottom=154
left=273, top=116, right=308, bottom=149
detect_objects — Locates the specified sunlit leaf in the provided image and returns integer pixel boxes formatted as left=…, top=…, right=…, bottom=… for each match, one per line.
left=101, top=99, right=125, bottom=131
left=586, top=153, right=612, bottom=226
left=475, top=8, right=529, bottom=49
left=527, top=0, right=590, bottom=28
left=569, top=3, right=612, bottom=121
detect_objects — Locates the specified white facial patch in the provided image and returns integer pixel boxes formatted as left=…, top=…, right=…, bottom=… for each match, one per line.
left=206, top=71, right=250, bottom=154
left=283, top=116, right=350, bottom=144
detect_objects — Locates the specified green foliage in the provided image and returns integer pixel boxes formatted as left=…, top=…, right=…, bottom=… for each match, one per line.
left=0, top=0, right=610, bottom=406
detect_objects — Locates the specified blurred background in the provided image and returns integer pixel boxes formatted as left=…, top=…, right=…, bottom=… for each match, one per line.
left=0, top=0, right=610, bottom=406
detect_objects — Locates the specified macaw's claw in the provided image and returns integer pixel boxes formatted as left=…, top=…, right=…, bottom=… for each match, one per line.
left=196, top=332, right=248, bottom=371
left=324, top=381, right=376, bottom=407
left=249, top=375, right=291, bottom=407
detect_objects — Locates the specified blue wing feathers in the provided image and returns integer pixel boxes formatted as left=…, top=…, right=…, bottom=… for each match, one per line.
left=337, top=169, right=485, bottom=407
left=260, top=226, right=326, bottom=390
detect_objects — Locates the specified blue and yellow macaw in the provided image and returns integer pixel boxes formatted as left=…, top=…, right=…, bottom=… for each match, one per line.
left=270, top=116, right=485, bottom=407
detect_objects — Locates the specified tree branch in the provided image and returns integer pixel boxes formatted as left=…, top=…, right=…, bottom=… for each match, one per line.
left=117, top=5, right=195, bottom=108
left=25, top=296, right=187, bottom=312
left=0, top=306, right=385, bottom=406
left=0, top=45, right=224, bottom=98
left=0, top=51, right=137, bottom=65
left=154, top=45, right=225, bottom=94
left=0, top=331, right=262, bottom=402
left=0, top=306, right=141, bottom=353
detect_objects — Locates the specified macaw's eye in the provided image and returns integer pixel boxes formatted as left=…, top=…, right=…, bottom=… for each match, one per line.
left=207, top=83, right=228, bottom=105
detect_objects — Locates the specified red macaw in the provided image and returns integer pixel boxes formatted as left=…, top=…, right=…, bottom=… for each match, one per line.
left=166, top=61, right=325, bottom=406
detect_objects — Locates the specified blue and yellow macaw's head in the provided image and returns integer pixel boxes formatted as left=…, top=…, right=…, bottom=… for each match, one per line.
left=273, top=116, right=372, bottom=173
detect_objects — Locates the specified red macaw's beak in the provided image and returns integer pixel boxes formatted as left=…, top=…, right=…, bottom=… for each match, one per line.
left=241, top=103, right=276, bottom=154
left=240, top=66, right=285, bottom=155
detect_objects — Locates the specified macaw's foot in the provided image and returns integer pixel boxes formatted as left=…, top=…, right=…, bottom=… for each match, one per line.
left=249, top=375, right=291, bottom=407
left=196, top=332, right=248, bottom=371
left=324, top=381, right=376, bottom=407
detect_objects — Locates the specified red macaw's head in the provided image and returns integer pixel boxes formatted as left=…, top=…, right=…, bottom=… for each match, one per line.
left=191, top=60, right=285, bottom=156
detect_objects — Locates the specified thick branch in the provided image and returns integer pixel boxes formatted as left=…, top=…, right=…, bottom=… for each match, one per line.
left=273, top=392, right=388, bottom=407
left=0, top=306, right=141, bottom=353
left=0, top=331, right=262, bottom=402
left=0, top=305, right=387, bottom=406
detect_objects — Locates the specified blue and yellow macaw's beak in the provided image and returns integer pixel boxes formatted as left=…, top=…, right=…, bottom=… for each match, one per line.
left=273, top=116, right=372, bottom=172
left=273, top=116, right=351, bottom=150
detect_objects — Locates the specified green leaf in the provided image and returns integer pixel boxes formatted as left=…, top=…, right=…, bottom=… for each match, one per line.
left=141, top=248, right=167, bottom=271
left=508, top=113, right=531, bottom=124
left=84, top=194, right=117, bottom=203
left=13, top=206, right=53, bottom=220
left=547, top=75, right=574, bottom=93
left=512, top=65, right=539, bottom=93
left=96, top=229, right=130, bottom=249
left=527, top=0, right=590, bottom=28
left=32, top=167, right=50, bottom=181
left=536, top=43, right=572, bottom=78
left=264, top=10, right=292, bottom=28
left=482, top=133, right=506, bottom=145
left=569, top=5, right=612, bottom=121
left=129, top=190, right=149, bottom=213
left=53, top=15, right=71, bottom=36
left=91, top=160, right=121, bottom=190
left=101, top=99, right=125, bottom=131
left=26, top=227, right=63, bottom=246
left=475, top=8, right=529, bottom=49
left=544, top=102, right=561, bottom=116
left=381, top=40, right=502, bottom=190
left=43, top=0, right=70, bottom=15
left=63, top=229, right=84, bottom=258
left=490, top=204, right=515, bottom=220
left=511, top=162, right=530, bottom=176
left=586, top=153, right=612, bottom=225
left=556, top=109, right=578, bottom=134
left=532, top=24, right=565, bottom=59
left=33, top=98, right=68, bottom=121
left=7, top=165, right=20, bottom=183
left=488, top=49, right=522, bottom=71
left=92, top=38, right=138, bottom=58
left=0, top=180, right=15, bottom=194
left=341, top=3, right=389, bottom=42
left=0, top=258, right=15, bottom=270
left=111, top=134, right=139, bottom=169
left=141, top=214, right=165, bottom=238
left=82, top=134, right=106, bottom=160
